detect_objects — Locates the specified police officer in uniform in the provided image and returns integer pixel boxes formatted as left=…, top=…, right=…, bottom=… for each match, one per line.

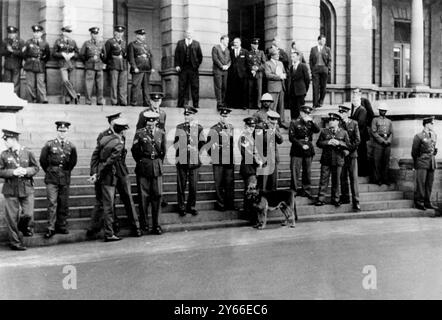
left=247, top=38, right=267, bottom=110
left=289, top=105, right=320, bottom=199
left=131, top=111, right=167, bottom=235
left=136, top=92, right=167, bottom=130
left=80, top=27, right=105, bottom=105
left=207, top=108, right=235, bottom=211
left=0, top=26, right=25, bottom=96
left=105, top=25, right=128, bottom=106
left=39, top=121, right=78, bottom=238
left=371, top=103, right=393, bottom=186
left=338, top=105, right=361, bottom=212
left=128, top=28, right=153, bottom=107
left=22, top=25, right=50, bottom=103
left=411, top=117, right=438, bottom=211
left=0, top=130, right=39, bottom=250
left=53, top=26, right=80, bottom=104
left=174, top=107, right=205, bottom=216
left=315, top=113, right=350, bottom=207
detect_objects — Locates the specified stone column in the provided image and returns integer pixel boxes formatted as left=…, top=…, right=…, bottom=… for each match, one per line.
left=160, top=0, right=228, bottom=107
left=410, top=0, right=425, bottom=87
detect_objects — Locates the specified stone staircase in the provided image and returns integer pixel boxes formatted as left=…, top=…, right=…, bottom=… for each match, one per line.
left=0, top=103, right=433, bottom=247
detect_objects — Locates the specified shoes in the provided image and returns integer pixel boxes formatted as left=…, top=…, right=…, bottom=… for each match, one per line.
left=152, top=226, right=163, bottom=235
left=132, top=229, right=143, bottom=237
left=21, top=228, right=33, bottom=237
left=44, top=229, right=56, bottom=239
left=65, top=101, right=70, bottom=105
left=104, top=235, right=122, bottom=242
left=215, top=203, right=226, bottom=212
left=10, top=243, right=27, bottom=251
left=415, top=203, right=426, bottom=211
left=140, top=224, right=150, bottom=232
left=340, top=197, right=351, bottom=205
left=187, top=208, right=199, bottom=216
left=331, top=200, right=341, bottom=208
left=353, top=203, right=362, bottom=212
left=55, top=228, right=69, bottom=235
left=315, top=200, right=325, bottom=207
left=86, top=229, right=98, bottom=239
left=178, top=209, right=186, bottom=217
left=161, top=200, right=168, bottom=208
left=424, top=203, right=438, bottom=210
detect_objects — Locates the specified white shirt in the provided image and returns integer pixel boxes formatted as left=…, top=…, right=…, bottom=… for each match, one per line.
left=186, top=39, right=193, bottom=46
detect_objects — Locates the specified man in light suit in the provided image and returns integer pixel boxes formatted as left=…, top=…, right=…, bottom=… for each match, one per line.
left=265, top=48, right=288, bottom=129
left=226, top=37, right=248, bottom=109
left=212, top=35, right=231, bottom=108
left=288, top=51, right=310, bottom=120
left=309, top=35, right=331, bottom=109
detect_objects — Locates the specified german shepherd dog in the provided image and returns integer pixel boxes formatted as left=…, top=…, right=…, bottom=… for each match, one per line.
left=245, top=180, right=298, bottom=230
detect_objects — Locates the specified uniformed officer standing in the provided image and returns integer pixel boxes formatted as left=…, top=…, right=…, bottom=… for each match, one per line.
left=371, top=103, right=393, bottom=186
left=173, top=107, right=205, bottom=216
left=247, top=38, right=267, bottom=110
left=22, top=25, right=50, bottom=103
left=253, top=93, right=274, bottom=125
left=256, top=110, right=283, bottom=192
left=53, top=26, right=80, bottom=104
left=39, top=121, right=78, bottom=238
left=131, top=111, right=167, bottom=235
left=88, top=118, right=132, bottom=242
left=338, top=105, right=361, bottom=211
left=411, top=117, right=438, bottom=211
left=128, top=28, right=153, bottom=107
left=0, top=26, right=25, bottom=96
left=315, top=113, right=350, bottom=207
left=207, top=108, right=235, bottom=211
left=0, top=130, right=39, bottom=250
left=137, top=92, right=167, bottom=131
left=80, top=27, right=105, bottom=105
left=105, top=25, right=128, bottom=106
left=289, top=105, right=320, bottom=199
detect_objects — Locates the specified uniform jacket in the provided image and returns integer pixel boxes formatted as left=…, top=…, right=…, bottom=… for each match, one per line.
left=136, top=107, right=167, bottom=130
left=173, top=122, right=205, bottom=169
left=80, top=39, right=105, bottom=71
left=0, top=37, right=25, bottom=70
left=229, top=47, right=248, bottom=79
left=0, top=146, right=39, bottom=197
left=309, top=45, right=332, bottom=71
left=371, top=117, right=393, bottom=147
left=53, top=36, right=79, bottom=70
left=104, top=38, right=128, bottom=71
left=340, top=119, right=361, bottom=158
left=39, top=138, right=77, bottom=185
left=206, top=121, right=235, bottom=167
left=127, top=40, right=153, bottom=73
left=411, top=130, right=438, bottom=170
left=351, top=105, right=369, bottom=142
left=22, top=38, right=50, bottom=73
left=255, top=123, right=283, bottom=166
left=265, top=59, right=286, bottom=93
left=131, top=127, right=166, bottom=177
left=289, top=117, right=321, bottom=158
left=289, top=62, right=310, bottom=97
left=212, top=44, right=231, bottom=74
left=174, top=39, right=203, bottom=70
left=253, top=109, right=269, bottom=126
left=90, top=128, right=113, bottom=176
left=246, top=49, right=266, bottom=78
left=316, top=127, right=350, bottom=167
left=238, top=130, right=262, bottom=178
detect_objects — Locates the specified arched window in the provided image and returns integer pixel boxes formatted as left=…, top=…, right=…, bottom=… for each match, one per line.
left=320, top=0, right=336, bottom=84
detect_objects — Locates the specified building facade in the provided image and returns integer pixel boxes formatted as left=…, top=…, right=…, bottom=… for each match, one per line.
left=1, top=0, right=442, bottom=106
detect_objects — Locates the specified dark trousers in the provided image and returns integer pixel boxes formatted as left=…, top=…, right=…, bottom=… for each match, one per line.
left=415, top=169, right=435, bottom=206
left=89, top=181, right=120, bottom=234
left=340, top=157, right=360, bottom=204
left=357, top=140, right=369, bottom=177
left=46, top=183, right=69, bottom=231
left=312, top=66, right=328, bottom=107
left=4, top=195, right=34, bottom=246
left=178, top=66, right=199, bottom=108
left=25, top=71, right=47, bottom=103
left=290, top=94, right=305, bottom=119
left=317, top=165, right=342, bottom=203
left=373, top=143, right=391, bottom=184
left=4, top=68, right=21, bottom=96
left=248, top=74, right=263, bottom=109
left=290, top=156, right=312, bottom=194
left=176, top=165, right=199, bottom=210
left=213, top=70, right=228, bottom=106
left=227, top=74, right=247, bottom=109
left=258, top=164, right=278, bottom=193
left=60, top=68, right=78, bottom=103
left=242, top=175, right=258, bottom=224
left=131, top=71, right=151, bottom=106
left=139, top=175, right=162, bottom=228
left=101, top=184, right=117, bottom=238
left=116, top=174, right=140, bottom=230
left=110, top=69, right=128, bottom=106
left=85, top=70, right=104, bottom=105
left=212, top=165, right=235, bottom=209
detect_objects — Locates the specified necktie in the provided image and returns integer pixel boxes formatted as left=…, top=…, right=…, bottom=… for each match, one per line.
left=61, top=141, right=65, bottom=149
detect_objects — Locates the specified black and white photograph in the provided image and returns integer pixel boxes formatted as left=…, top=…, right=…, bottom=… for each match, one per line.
left=1, top=0, right=442, bottom=305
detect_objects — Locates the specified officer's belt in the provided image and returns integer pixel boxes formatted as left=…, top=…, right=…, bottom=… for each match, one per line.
left=379, top=134, right=390, bottom=138
left=48, top=165, right=68, bottom=170
left=141, top=155, right=160, bottom=160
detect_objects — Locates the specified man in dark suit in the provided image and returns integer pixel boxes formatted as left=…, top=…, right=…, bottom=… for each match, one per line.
left=174, top=29, right=203, bottom=109
left=288, top=51, right=310, bottom=120
left=226, top=37, right=248, bottom=109
left=212, top=35, right=231, bottom=108
left=309, top=35, right=331, bottom=109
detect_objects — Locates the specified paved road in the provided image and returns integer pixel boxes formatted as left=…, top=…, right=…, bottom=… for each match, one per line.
left=1, top=218, right=442, bottom=300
